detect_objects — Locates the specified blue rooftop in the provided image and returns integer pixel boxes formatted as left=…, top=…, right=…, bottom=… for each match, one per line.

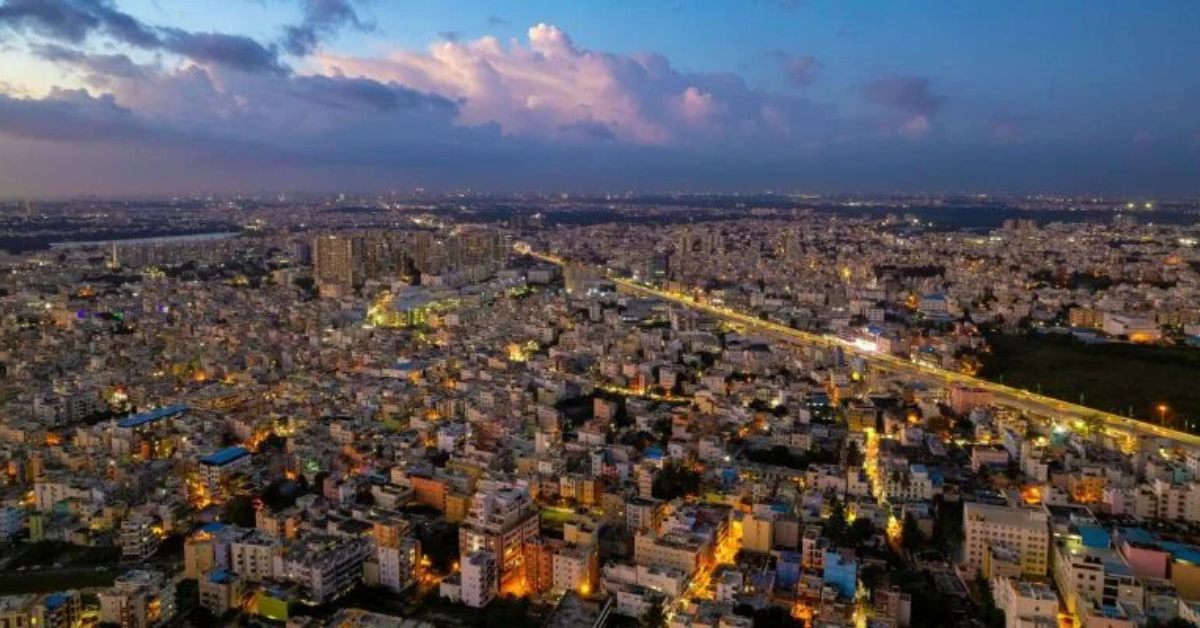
left=117, top=404, right=188, bottom=428
left=1119, top=527, right=1156, bottom=545
left=200, top=446, right=250, bottom=466
left=209, top=569, right=235, bottom=584
left=200, top=522, right=227, bottom=534
left=44, top=593, right=68, bottom=609
left=1160, top=541, right=1200, bottom=565
left=1079, top=526, right=1110, bottom=549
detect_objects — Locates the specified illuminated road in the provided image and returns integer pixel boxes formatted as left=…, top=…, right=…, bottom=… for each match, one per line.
left=525, top=249, right=1200, bottom=450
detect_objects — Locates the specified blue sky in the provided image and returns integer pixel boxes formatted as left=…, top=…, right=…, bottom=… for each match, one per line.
left=0, top=0, right=1198, bottom=197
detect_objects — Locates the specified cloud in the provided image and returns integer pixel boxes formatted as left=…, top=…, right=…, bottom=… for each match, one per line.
left=0, top=0, right=284, bottom=73
left=31, top=42, right=149, bottom=78
left=0, top=87, right=147, bottom=141
left=863, top=75, right=945, bottom=116
left=0, top=0, right=155, bottom=45
left=282, top=0, right=369, bottom=57
left=159, top=29, right=286, bottom=74
left=990, top=111, right=1038, bottom=144
left=317, top=23, right=831, bottom=145
left=898, top=115, right=931, bottom=138
left=485, top=15, right=509, bottom=27
left=437, top=30, right=460, bottom=42
left=772, top=51, right=819, bottom=86
left=287, top=73, right=457, bottom=113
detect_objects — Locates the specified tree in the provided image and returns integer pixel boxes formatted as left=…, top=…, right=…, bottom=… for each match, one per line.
left=901, top=513, right=925, bottom=551
left=753, top=605, right=803, bottom=628
left=652, top=462, right=702, bottom=500
left=843, top=440, right=864, bottom=467
left=859, top=563, right=886, bottom=593
left=974, top=575, right=1004, bottom=628
left=849, top=517, right=875, bottom=546
left=640, top=598, right=669, bottom=628
left=825, top=499, right=849, bottom=545
left=1004, top=459, right=1022, bottom=483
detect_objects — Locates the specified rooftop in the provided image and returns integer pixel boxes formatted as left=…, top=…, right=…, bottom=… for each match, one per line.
left=200, top=446, right=251, bottom=466
left=116, top=404, right=188, bottom=428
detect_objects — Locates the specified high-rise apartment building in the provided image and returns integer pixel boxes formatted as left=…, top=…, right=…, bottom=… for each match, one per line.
left=313, top=235, right=362, bottom=298
left=963, top=503, right=1051, bottom=577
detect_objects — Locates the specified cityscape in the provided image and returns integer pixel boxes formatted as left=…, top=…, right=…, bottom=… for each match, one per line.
left=2, top=3, right=1200, bottom=628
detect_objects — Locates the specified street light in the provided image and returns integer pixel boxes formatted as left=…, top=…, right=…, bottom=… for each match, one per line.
left=1157, top=404, right=1168, bottom=426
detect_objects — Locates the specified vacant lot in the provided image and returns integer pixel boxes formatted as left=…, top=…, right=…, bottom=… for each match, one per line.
left=980, top=332, right=1200, bottom=430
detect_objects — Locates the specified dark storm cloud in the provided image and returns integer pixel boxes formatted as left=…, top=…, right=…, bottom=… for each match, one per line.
left=282, top=0, right=368, bottom=56
left=158, top=29, right=286, bottom=74
left=0, top=0, right=284, bottom=73
left=288, top=74, right=458, bottom=113
left=0, top=0, right=156, bottom=45
left=0, top=88, right=146, bottom=140
left=32, top=43, right=147, bottom=78
left=863, top=75, right=945, bottom=116
left=558, top=120, right=617, bottom=143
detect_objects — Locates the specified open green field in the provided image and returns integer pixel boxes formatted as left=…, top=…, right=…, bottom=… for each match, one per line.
left=979, top=332, right=1200, bottom=431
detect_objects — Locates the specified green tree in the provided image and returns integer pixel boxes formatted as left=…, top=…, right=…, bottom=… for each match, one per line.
left=974, top=575, right=1005, bottom=628
left=753, top=605, right=804, bottom=628
left=652, top=462, right=702, bottom=500
left=1004, top=459, right=1022, bottom=483
left=849, top=517, right=875, bottom=546
left=901, top=513, right=925, bottom=551
left=843, top=440, right=864, bottom=467
left=640, top=598, right=669, bottom=628
left=825, top=499, right=849, bottom=545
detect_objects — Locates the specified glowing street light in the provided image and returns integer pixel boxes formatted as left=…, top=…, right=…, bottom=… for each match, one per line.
left=1157, top=404, right=1169, bottom=426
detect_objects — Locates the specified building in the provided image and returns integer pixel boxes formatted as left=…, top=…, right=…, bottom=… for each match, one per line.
left=458, top=489, right=540, bottom=576
left=0, top=592, right=82, bottom=628
left=198, top=446, right=252, bottom=498
left=743, top=513, right=774, bottom=553
left=992, top=577, right=1058, bottom=628
left=373, top=538, right=422, bottom=593
left=822, top=550, right=858, bottom=600
left=98, top=570, right=176, bottom=628
left=273, top=534, right=371, bottom=605
left=461, top=551, right=498, bottom=609
left=230, top=530, right=279, bottom=582
left=120, top=513, right=162, bottom=560
left=1052, top=539, right=1144, bottom=618
left=963, top=503, right=1050, bottom=577
left=313, top=235, right=363, bottom=298
left=634, top=530, right=708, bottom=576
left=0, top=507, right=25, bottom=540
left=199, top=569, right=243, bottom=615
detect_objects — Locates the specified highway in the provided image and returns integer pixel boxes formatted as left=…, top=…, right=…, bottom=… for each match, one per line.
left=526, top=249, right=1200, bottom=450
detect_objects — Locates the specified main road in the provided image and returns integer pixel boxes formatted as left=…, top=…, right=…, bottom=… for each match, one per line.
left=525, top=248, right=1200, bottom=450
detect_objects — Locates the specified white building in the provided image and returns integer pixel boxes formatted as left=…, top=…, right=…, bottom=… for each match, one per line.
left=963, top=503, right=1050, bottom=577
left=229, top=530, right=279, bottom=582
left=461, top=551, right=498, bottom=608
left=993, top=577, right=1058, bottom=628
left=98, top=570, right=176, bottom=628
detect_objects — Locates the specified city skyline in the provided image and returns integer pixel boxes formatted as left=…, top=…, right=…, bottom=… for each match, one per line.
left=1, top=0, right=1199, bottom=197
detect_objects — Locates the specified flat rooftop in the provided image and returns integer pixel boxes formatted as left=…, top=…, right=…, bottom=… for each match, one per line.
left=200, top=446, right=250, bottom=466
left=117, top=404, right=189, bottom=428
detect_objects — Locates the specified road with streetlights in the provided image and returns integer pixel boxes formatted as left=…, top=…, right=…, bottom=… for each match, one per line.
left=524, top=249, right=1200, bottom=451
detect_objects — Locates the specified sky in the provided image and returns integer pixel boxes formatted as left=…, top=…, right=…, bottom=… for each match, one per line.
left=0, top=0, right=1198, bottom=198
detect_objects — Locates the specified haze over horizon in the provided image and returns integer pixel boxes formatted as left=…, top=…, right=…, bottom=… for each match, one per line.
left=1, top=0, right=1199, bottom=197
